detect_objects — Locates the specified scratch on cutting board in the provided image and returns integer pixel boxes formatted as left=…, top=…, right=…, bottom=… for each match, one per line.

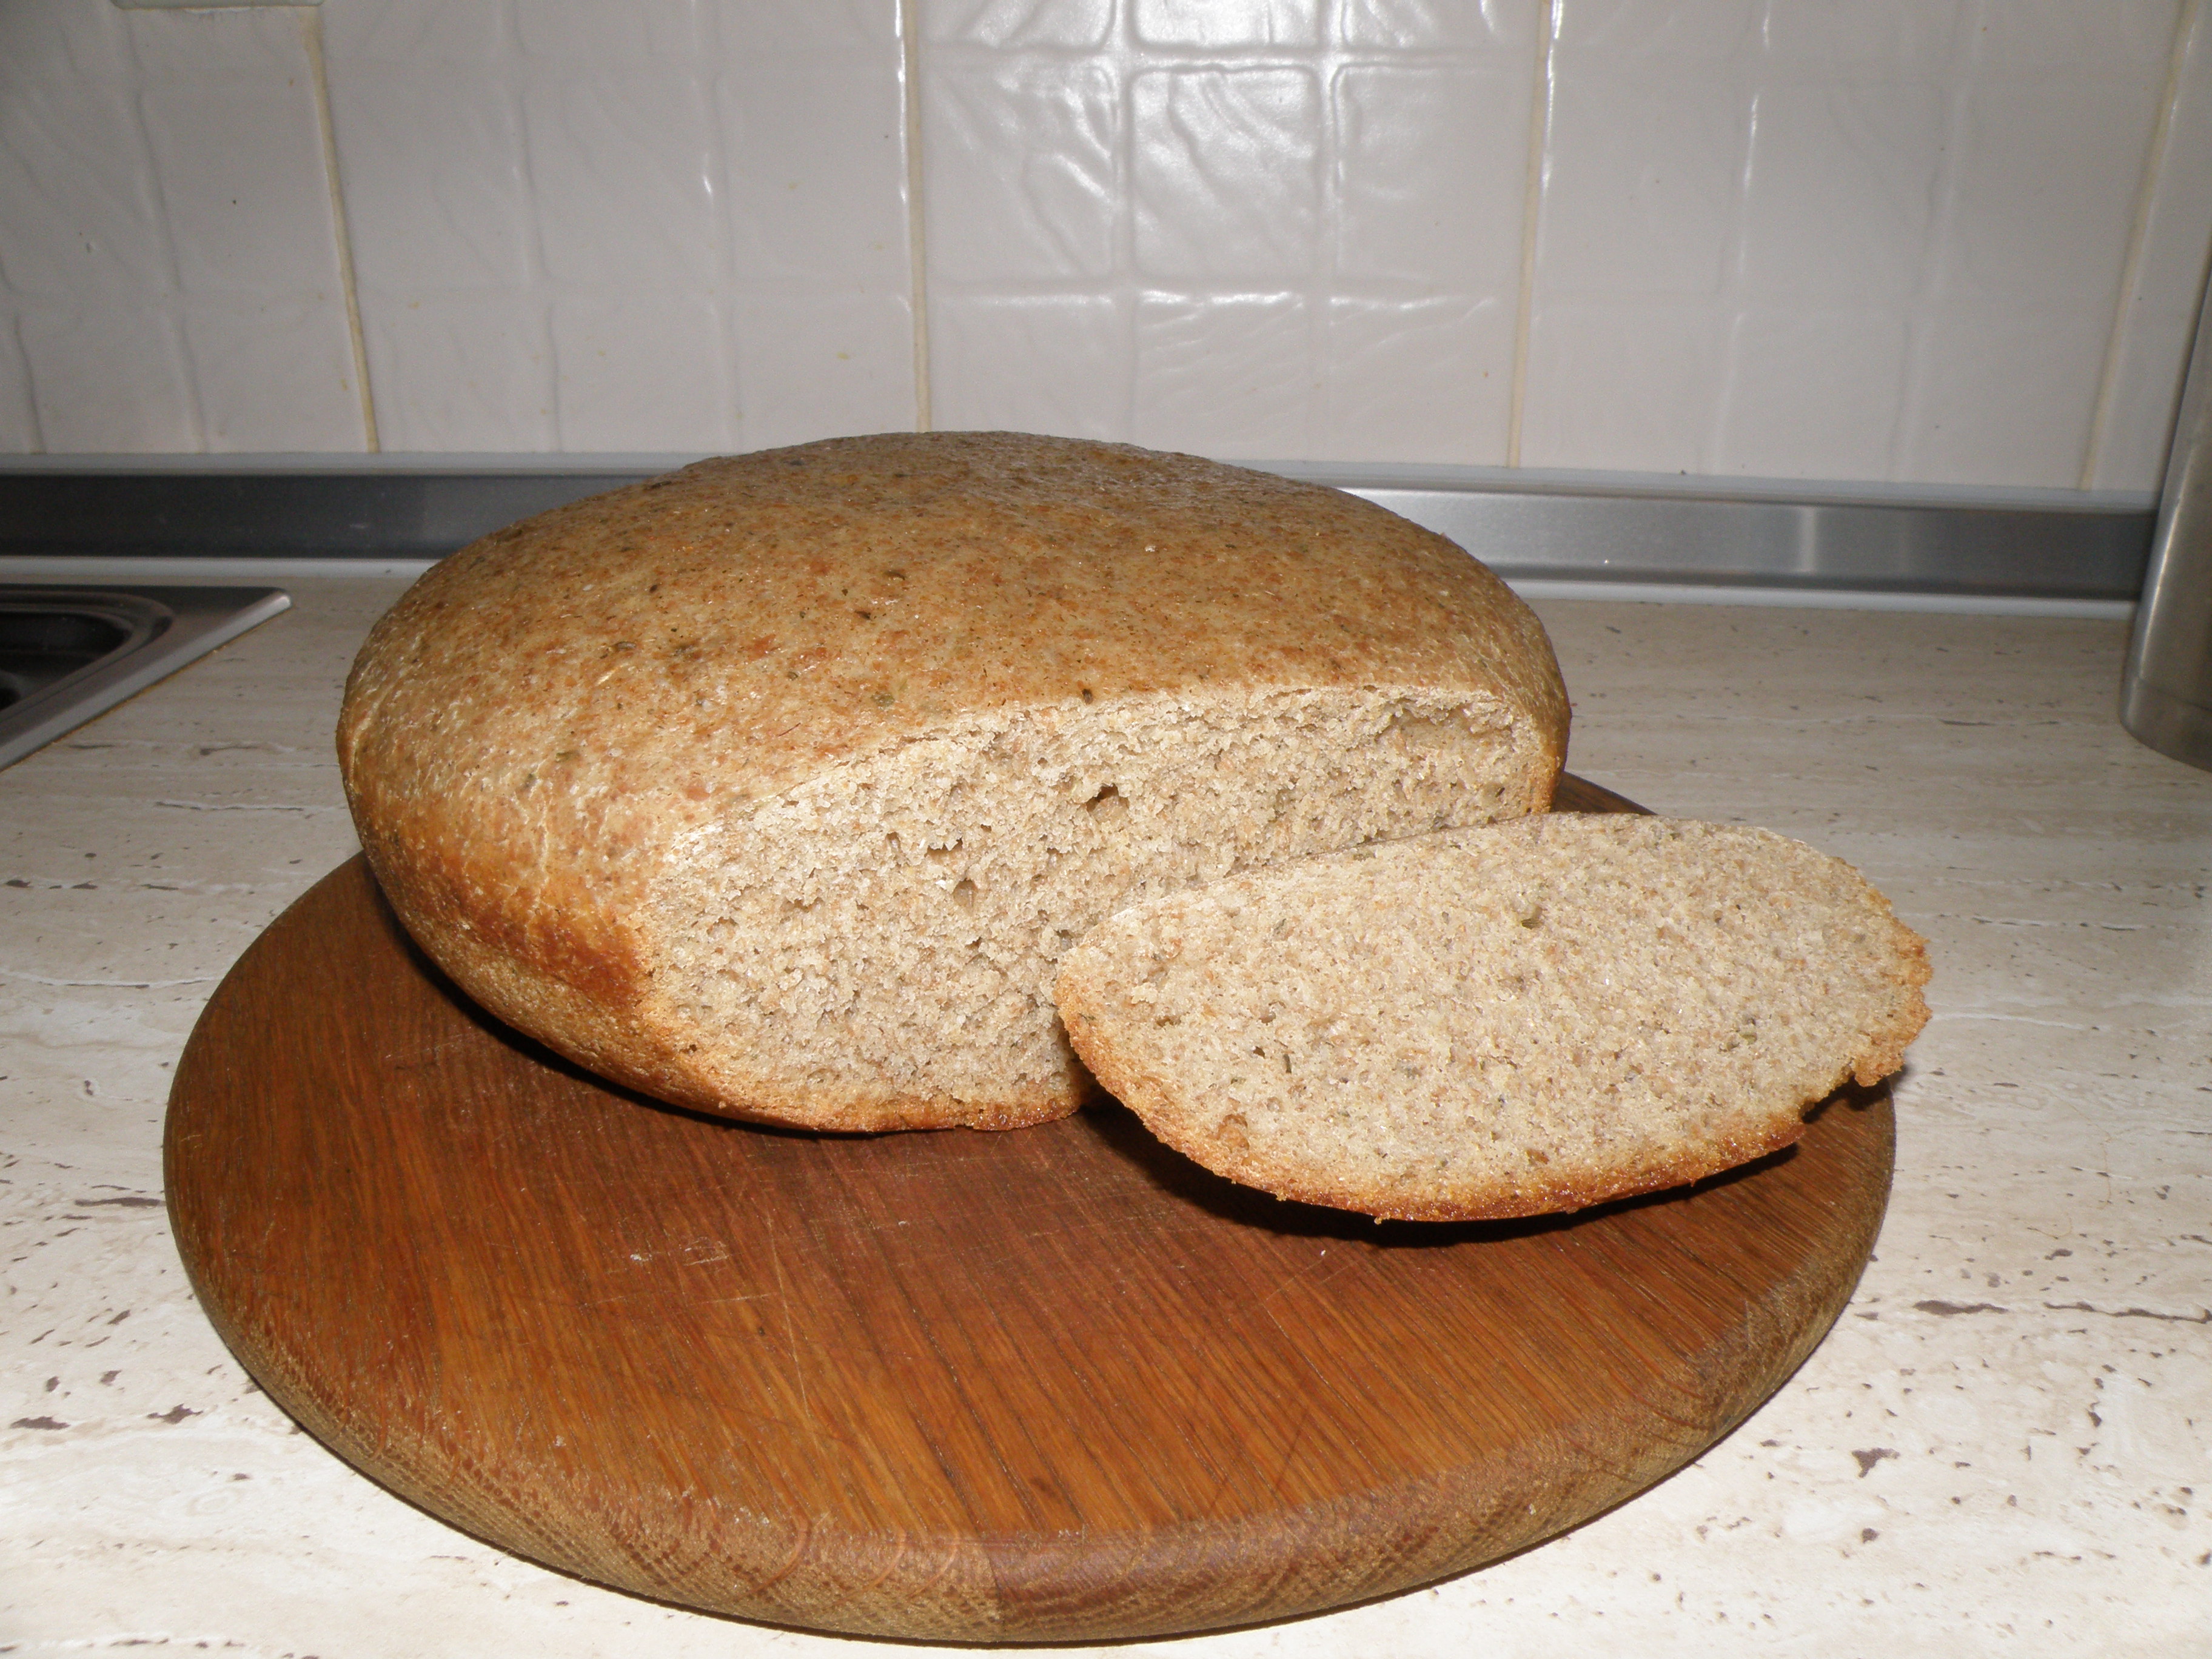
left=1268, top=1408, right=1316, bottom=1503
left=570, top=1290, right=776, bottom=1311
left=381, top=1034, right=468, bottom=1070
left=1255, top=1247, right=1349, bottom=1310
left=768, top=1223, right=809, bottom=1422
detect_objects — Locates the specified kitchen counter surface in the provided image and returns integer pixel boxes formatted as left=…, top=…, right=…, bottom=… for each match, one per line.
left=3, top=575, right=2206, bottom=1655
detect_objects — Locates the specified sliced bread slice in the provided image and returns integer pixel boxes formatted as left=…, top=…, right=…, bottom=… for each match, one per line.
left=1053, top=814, right=1931, bottom=1221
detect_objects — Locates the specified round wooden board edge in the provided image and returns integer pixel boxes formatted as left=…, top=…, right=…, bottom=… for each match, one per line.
left=161, top=774, right=1898, bottom=1644
left=167, top=1076, right=1894, bottom=1644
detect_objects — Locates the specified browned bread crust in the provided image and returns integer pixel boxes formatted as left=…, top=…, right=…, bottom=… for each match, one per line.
left=337, top=433, right=1570, bottom=1131
left=1055, top=816, right=1932, bottom=1219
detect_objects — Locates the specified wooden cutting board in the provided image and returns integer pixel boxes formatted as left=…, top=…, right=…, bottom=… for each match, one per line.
left=165, top=776, right=1893, bottom=1644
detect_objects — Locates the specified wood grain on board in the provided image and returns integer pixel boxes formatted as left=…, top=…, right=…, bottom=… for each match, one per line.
left=165, top=776, right=1894, bottom=1643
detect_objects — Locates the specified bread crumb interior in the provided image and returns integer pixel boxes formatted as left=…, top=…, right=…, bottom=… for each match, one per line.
left=1061, top=817, right=1925, bottom=1213
left=648, top=686, right=1540, bottom=1113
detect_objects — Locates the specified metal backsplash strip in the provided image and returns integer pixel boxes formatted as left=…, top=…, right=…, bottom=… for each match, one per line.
left=0, top=466, right=2155, bottom=603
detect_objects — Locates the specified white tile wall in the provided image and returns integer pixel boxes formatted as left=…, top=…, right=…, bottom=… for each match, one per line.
left=922, top=0, right=1538, bottom=462
left=1131, top=290, right=1317, bottom=455
left=319, top=0, right=914, bottom=452
left=2, top=0, right=2209, bottom=494
left=0, top=0, right=364, bottom=452
left=1325, top=292, right=1516, bottom=461
left=2093, top=0, right=2212, bottom=489
left=1890, top=6, right=2175, bottom=486
left=1521, top=0, right=2190, bottom=485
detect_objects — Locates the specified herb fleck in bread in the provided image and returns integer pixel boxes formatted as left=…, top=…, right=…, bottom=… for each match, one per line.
left=337, top=432, right=1569, bottom=1133
left=1053, top=815, right=1931, bottom=1220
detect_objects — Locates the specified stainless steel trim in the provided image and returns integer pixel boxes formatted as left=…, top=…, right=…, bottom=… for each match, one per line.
left=0, top=466, right=2156, bottom=601
left=1503, top=579, right=2134, bottom=620
left=2120, top=675, right=2212, bottom=768
left=0, top=556, right=440, bottom=584
left=1322, top=480, right=2150, bottom=598
left=0, top=472, right=652, bottom=560
left=2122, top=263, right=2212, bottom=769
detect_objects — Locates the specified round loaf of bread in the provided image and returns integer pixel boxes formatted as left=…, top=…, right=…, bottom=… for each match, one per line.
left=337, top=432, right=1570, bottom=1132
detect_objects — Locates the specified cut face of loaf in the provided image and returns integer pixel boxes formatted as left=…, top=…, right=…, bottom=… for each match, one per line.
left=337, top=433, right=1570, bottom=1132
left=657, top=686, right=1549, bottom=1124
left=1053, top=815, right=1932, bottom=1220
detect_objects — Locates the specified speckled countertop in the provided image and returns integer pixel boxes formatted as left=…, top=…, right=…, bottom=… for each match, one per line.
left=4, top=575, right=2207, bottom=1655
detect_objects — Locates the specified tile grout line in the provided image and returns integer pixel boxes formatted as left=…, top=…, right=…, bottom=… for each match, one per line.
left=2080, top=0, right=2201, bottom=491
left=1704, top=50, right=1761, bottom=476
left=1114, top=2, right=1138, bottom=441
left=695, top=1, right=743, bottom=452
left=1506, top=0, right=1557, bottom=470
left=902, top=0, right=932, bottom=432
left=1313, top=32, right=1345, bottom=459
left=301, top=5, right=378, bottom=454
left=115, top=5, right=206, bottom=451
left=1887, top=1, right=1980, bottom=482
left=500, top=0, right=560, bottom=449
left=5, top=313, right=49, bottom=455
